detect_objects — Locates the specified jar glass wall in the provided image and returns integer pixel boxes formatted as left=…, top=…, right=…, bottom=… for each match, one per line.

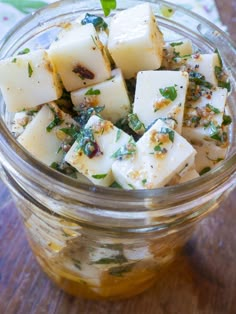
left=0, top=0, right=235, bottom=300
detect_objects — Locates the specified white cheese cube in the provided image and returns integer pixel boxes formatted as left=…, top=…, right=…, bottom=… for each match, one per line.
left=108, top=3, right=164, bottom=79
left=162, top=39, right=193, bottom=69
left=11, top=106, right=41, bottom=136
left=133, top=70, right=189, bottom=133
left=174, top=53, right=220, bottom=86
left=48, top=23, right=111, bottom=92
left=0, top=50, right=62, bottom=112
left=169, top=39, right=193, bottom=57
left=65, top=115, right=132, bottom=187
left=71, top=68, right=130, bottom=124
left=184, top=87, right=227, bottom=128
left=112, top=119, right=196, bottom=189
left=17, top=103, right=75, bottom=166
left=192, top=141, right=227, bottom=175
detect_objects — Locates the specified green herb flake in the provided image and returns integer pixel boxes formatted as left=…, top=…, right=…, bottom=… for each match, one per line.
left=100, top=0, right=116, bottom=17
left=60, top=125, right=79, bottom=139
left=115, top=129, right=122, bottom=142
left=94, top=254, right=128, bottom=265
left=222, top=115, right=232, bottom=126
left=206, top=104, right=220, bottom=114
left=199, top=167, right=211, bottom=176
left=109, top=263, right=134, bottom=277
left=110, top=181, right=122, bottom=189
left=215, top=48, right=223, bottom=68
left=85, top=87, right=101, bottom=96
left=28, top=62, right=33, bottom=78
left=12, top=58, right=17, bottom=63
left=111, top=138, right=136, bottom=159
left=128, top=113, right=145, bottom=134
left=170, top=41, right=183, bottom=47
left=92, top=173, right=107, bottom=179
left=142, top=179, right=147, bottom=185
left=46, top=114, right=64, bottom=132
left=189, top=71, right=213, bottom=89
left=18, top=48, right=30, bottom=55
left=76, top=127, right=100, bottom=158
left=218, top=80, right=231, bottom=92
left=81, top=13, right=108, bottom=30
left=160, top=127, right=175, bottom=142
left=159, top=86, right=177, bottom=101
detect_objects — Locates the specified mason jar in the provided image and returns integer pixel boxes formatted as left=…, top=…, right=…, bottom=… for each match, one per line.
left=0, top=0, right=235, bottom=300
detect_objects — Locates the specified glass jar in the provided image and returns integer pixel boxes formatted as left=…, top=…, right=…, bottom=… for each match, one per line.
left=0, top=0, right=236, bottom=300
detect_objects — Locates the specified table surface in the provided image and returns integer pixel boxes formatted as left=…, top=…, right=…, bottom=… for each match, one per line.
left=1, top=1, right=236, bottom=313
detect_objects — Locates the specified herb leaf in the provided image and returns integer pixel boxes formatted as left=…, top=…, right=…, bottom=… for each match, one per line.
left=128, top=113, right=145, bottom=135
left=94, top=254, right=128, bottom=265
left=60, top=125, right=79, bottom=139
left=206, top=104, right=220, bottom=114
left=111, top=138, right=136, bottom=159
left=189, top=71, right=213, bottom=89
left=115, top=129, right=122, bottom=142
left=222, top=115, right=232, bottom=126
left=110, top=181, right=122, bottom=188
left=109, top=263, right=134, bottom=277
left=76, top=127, right=100, bottom=158
left=18, top=48, right=30, bottom=55
left=81, top=13, right=108, bottom=30
left=170, top=41, right=183, bottom=47
left=100, top=0, right=116, bottom=17
left=85, top=88, right=101, bottom=96
left=160, top=127, right=175, bottom=142
left=28, top=62, right=33, bottom=78
left=199, top=167, right=211, bottom=176
left=159, top=86, right=177, bottom=101
left=92, top=173, right=107, bottom=179
left=46, top=112, right=64, bottom=132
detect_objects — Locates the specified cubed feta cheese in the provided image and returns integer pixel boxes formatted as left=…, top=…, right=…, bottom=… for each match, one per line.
left=108, top=3, right=163, bottom=79
left=162, top=39, right=193, bottom=68
left=48, top=23, right=111, bottom=91
left=133, top=70, right=189, bottom=133
left=184, top=87, right=227, bottom=128
left=65, top=115, right=132, bottom=187
left=174, top=53, right=220, bottom=86
left=71, top=68, right=130, bottom=124
left=17, top=103, right=75, bottom=166
left=112, top=119, right=196, bottom=189
left=0, top=50, right=62, bottom=112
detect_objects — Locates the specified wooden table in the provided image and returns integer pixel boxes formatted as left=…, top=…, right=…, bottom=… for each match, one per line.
left=1, top=1, right=236, bottom=313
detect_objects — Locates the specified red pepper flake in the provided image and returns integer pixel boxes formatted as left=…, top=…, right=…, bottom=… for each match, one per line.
left=72, top=64, right=94, bottom=80
left=3, top=16, right=9, bottom=21
left=193, top=53, right=200, bottom=59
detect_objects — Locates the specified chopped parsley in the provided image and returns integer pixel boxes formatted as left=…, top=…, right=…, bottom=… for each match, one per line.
left=170, top=41, right=183, bottom=47
left=18, top=48, right=30, bottom=55
left=85, top=87, right=101, bottom=96
left=74, top=105, right=104, bottom=128
left=110, top=181, right=122, bottom=188
left=128, top=113, right=145, bottom=135
left=160, top=127, right=175, bottom=142
left=142, top=179, right=147, bottom=185
left=50, top=162, right=78, bottom=178
left=91, top=173, right=107, bottom=179
left=159, top=85, right=177, bottom=101
left=111, top=138, right=136, bottom=159
left=12, top=58, right=17, bottom=63
left=46, top=110, right=64, bottom=132
left=218, top=80, right=231, bottom=92
left=109, top=263, right=134, bottom=277
left=199, top=167, right=211, bottom=176
left=207, top=122, right=227, bottom=142
left=206, top=104, right=220, bottom=114
left=189, top=71, right=212, bottom=89
left=100, top=0, right=116, bottom=17
left=222, top=115, right=232, bottom=126
left=60, top=125, right=80, bottom=139
left=93, top=254, right=128, bottom=264
left=81, top=13, right=108, bottom=30
left=28, top=62, right=33, bottom=78
left=115, top=129, right=122, bottom=142
left=76, top=127, right=100, bottom=158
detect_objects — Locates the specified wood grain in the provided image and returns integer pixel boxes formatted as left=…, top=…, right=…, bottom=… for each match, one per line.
left=0, top=1, right=236, bottom=313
